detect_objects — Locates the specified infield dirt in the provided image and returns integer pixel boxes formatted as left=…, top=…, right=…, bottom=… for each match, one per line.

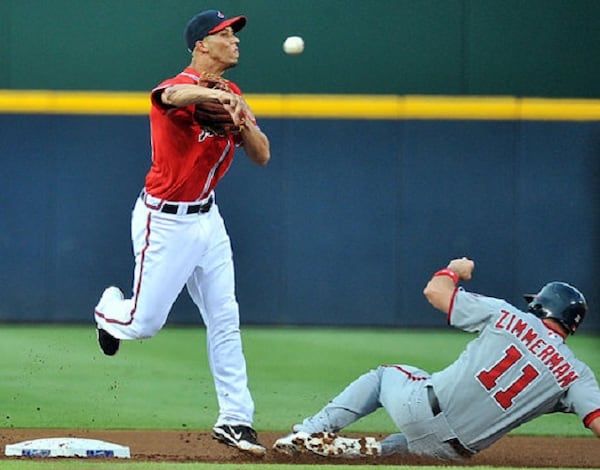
left=0, top=429, right=598, bottom=467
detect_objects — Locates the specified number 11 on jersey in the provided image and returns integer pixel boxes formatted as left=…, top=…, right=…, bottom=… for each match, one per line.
left=477, top=345, right=540, bottom=409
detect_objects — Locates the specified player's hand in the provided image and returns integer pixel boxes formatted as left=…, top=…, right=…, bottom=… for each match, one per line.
left=447, top=257, right=475, bottom=281
left=217, top=91, right=248, bottom=127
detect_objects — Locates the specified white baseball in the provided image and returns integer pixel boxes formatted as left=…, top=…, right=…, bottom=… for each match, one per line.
left=283, top=36, right=304, bottom=55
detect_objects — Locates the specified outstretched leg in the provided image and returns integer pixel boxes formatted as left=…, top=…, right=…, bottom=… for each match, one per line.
left=274, top=367, right=386, bottom=457
left=94, top=200, right=197, bottom=346
left=274, top=365, right=424, bottom=458
left=294, top=367, right=385, bottom=433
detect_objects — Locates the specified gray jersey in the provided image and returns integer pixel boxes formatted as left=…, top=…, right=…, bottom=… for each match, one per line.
left=431, top=289, right=600, bottom=451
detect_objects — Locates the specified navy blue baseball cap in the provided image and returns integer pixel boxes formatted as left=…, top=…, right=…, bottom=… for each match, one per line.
left=184, top=10, right=247, bottom=51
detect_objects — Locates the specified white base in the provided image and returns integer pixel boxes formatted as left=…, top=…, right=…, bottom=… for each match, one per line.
left=5, top=437, right=130, bottom=458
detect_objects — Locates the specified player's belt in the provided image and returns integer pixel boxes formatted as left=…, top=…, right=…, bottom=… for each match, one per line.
left=426, top=385, right=474, bottom=458
left=140, top=190, right=213, bottom=215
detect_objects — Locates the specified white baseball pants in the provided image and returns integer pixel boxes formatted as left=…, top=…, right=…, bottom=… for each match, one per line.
left=95, top=196, right=255, bottom=427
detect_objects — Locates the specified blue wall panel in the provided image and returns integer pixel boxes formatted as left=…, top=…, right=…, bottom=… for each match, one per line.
left=0, top=115, right=149, bottom=322
left=396, top=120, right=519, bottom=324
left=0, top=115, right=598, bottom=332
left=513, top=122, right=600, bottom=307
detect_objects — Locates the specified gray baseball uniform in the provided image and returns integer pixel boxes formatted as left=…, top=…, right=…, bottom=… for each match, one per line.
left=293, top=288, right=600, bottom=459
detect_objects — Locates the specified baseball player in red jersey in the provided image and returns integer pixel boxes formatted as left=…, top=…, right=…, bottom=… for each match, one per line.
left=94, top=10, right=269, bottom=456
left=273, top=258, right=600, bottom=459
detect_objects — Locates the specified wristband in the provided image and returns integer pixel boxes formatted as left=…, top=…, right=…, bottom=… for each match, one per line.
left=433, top=268, right=459, bottom=284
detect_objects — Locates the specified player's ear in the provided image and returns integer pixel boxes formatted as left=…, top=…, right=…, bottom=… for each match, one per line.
left=196, top=38, right=210, bottom=52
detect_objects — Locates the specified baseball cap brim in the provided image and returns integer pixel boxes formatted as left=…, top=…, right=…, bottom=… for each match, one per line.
left=209, top=16, right=247, bottom=35
left=523, top=294, right=535, bottom=303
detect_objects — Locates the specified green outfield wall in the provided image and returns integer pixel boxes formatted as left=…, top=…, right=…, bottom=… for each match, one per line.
left=0, top=0, right=599, bottom=97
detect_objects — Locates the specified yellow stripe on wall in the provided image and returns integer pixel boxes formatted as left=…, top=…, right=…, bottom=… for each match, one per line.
left=0, top=90, right=599, bottom=121
left=0, top=90, right=150, bottom=115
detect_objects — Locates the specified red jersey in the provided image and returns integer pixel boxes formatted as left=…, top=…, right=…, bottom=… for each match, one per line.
left=145, top=67, right=244, bottom=202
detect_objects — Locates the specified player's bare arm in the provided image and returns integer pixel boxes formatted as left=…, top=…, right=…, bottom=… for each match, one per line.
left=161, top=84, right=229, bottom=108
left=240, top=120, right=270, bottom=166
left=161, top=85, right=269, bottom=165
left=590, top=416, right=600, bottom=438
left=423, top=257, right=474, bottom=313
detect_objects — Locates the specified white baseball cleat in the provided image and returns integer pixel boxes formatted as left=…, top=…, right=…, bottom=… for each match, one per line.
left=304, top=432, right=381, bottom=458
left=272, top=432, right=312, bottom=456
left=273, top=431, right=381, bottom=458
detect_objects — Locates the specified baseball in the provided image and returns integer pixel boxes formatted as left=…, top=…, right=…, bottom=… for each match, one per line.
left=283, top=36, right=304, bottom=55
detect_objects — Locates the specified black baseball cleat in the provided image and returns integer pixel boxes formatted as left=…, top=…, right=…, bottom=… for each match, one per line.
left=212, top=424, right=266, bottom=457
left=97, top=328, right=120, bottom=356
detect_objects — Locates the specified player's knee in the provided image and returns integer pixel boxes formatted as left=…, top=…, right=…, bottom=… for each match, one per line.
left=212, top=323, right=241, bottom=340
left=129, top=317, right=165, bottom=339
left=206, top=298, right=240, bottom=327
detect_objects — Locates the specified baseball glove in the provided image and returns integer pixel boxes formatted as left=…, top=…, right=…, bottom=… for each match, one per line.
left=194, top=74, right=241, bottom=136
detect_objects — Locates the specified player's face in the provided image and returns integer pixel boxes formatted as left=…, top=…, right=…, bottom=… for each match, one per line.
left=204, top=27, right=240, bottom=69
